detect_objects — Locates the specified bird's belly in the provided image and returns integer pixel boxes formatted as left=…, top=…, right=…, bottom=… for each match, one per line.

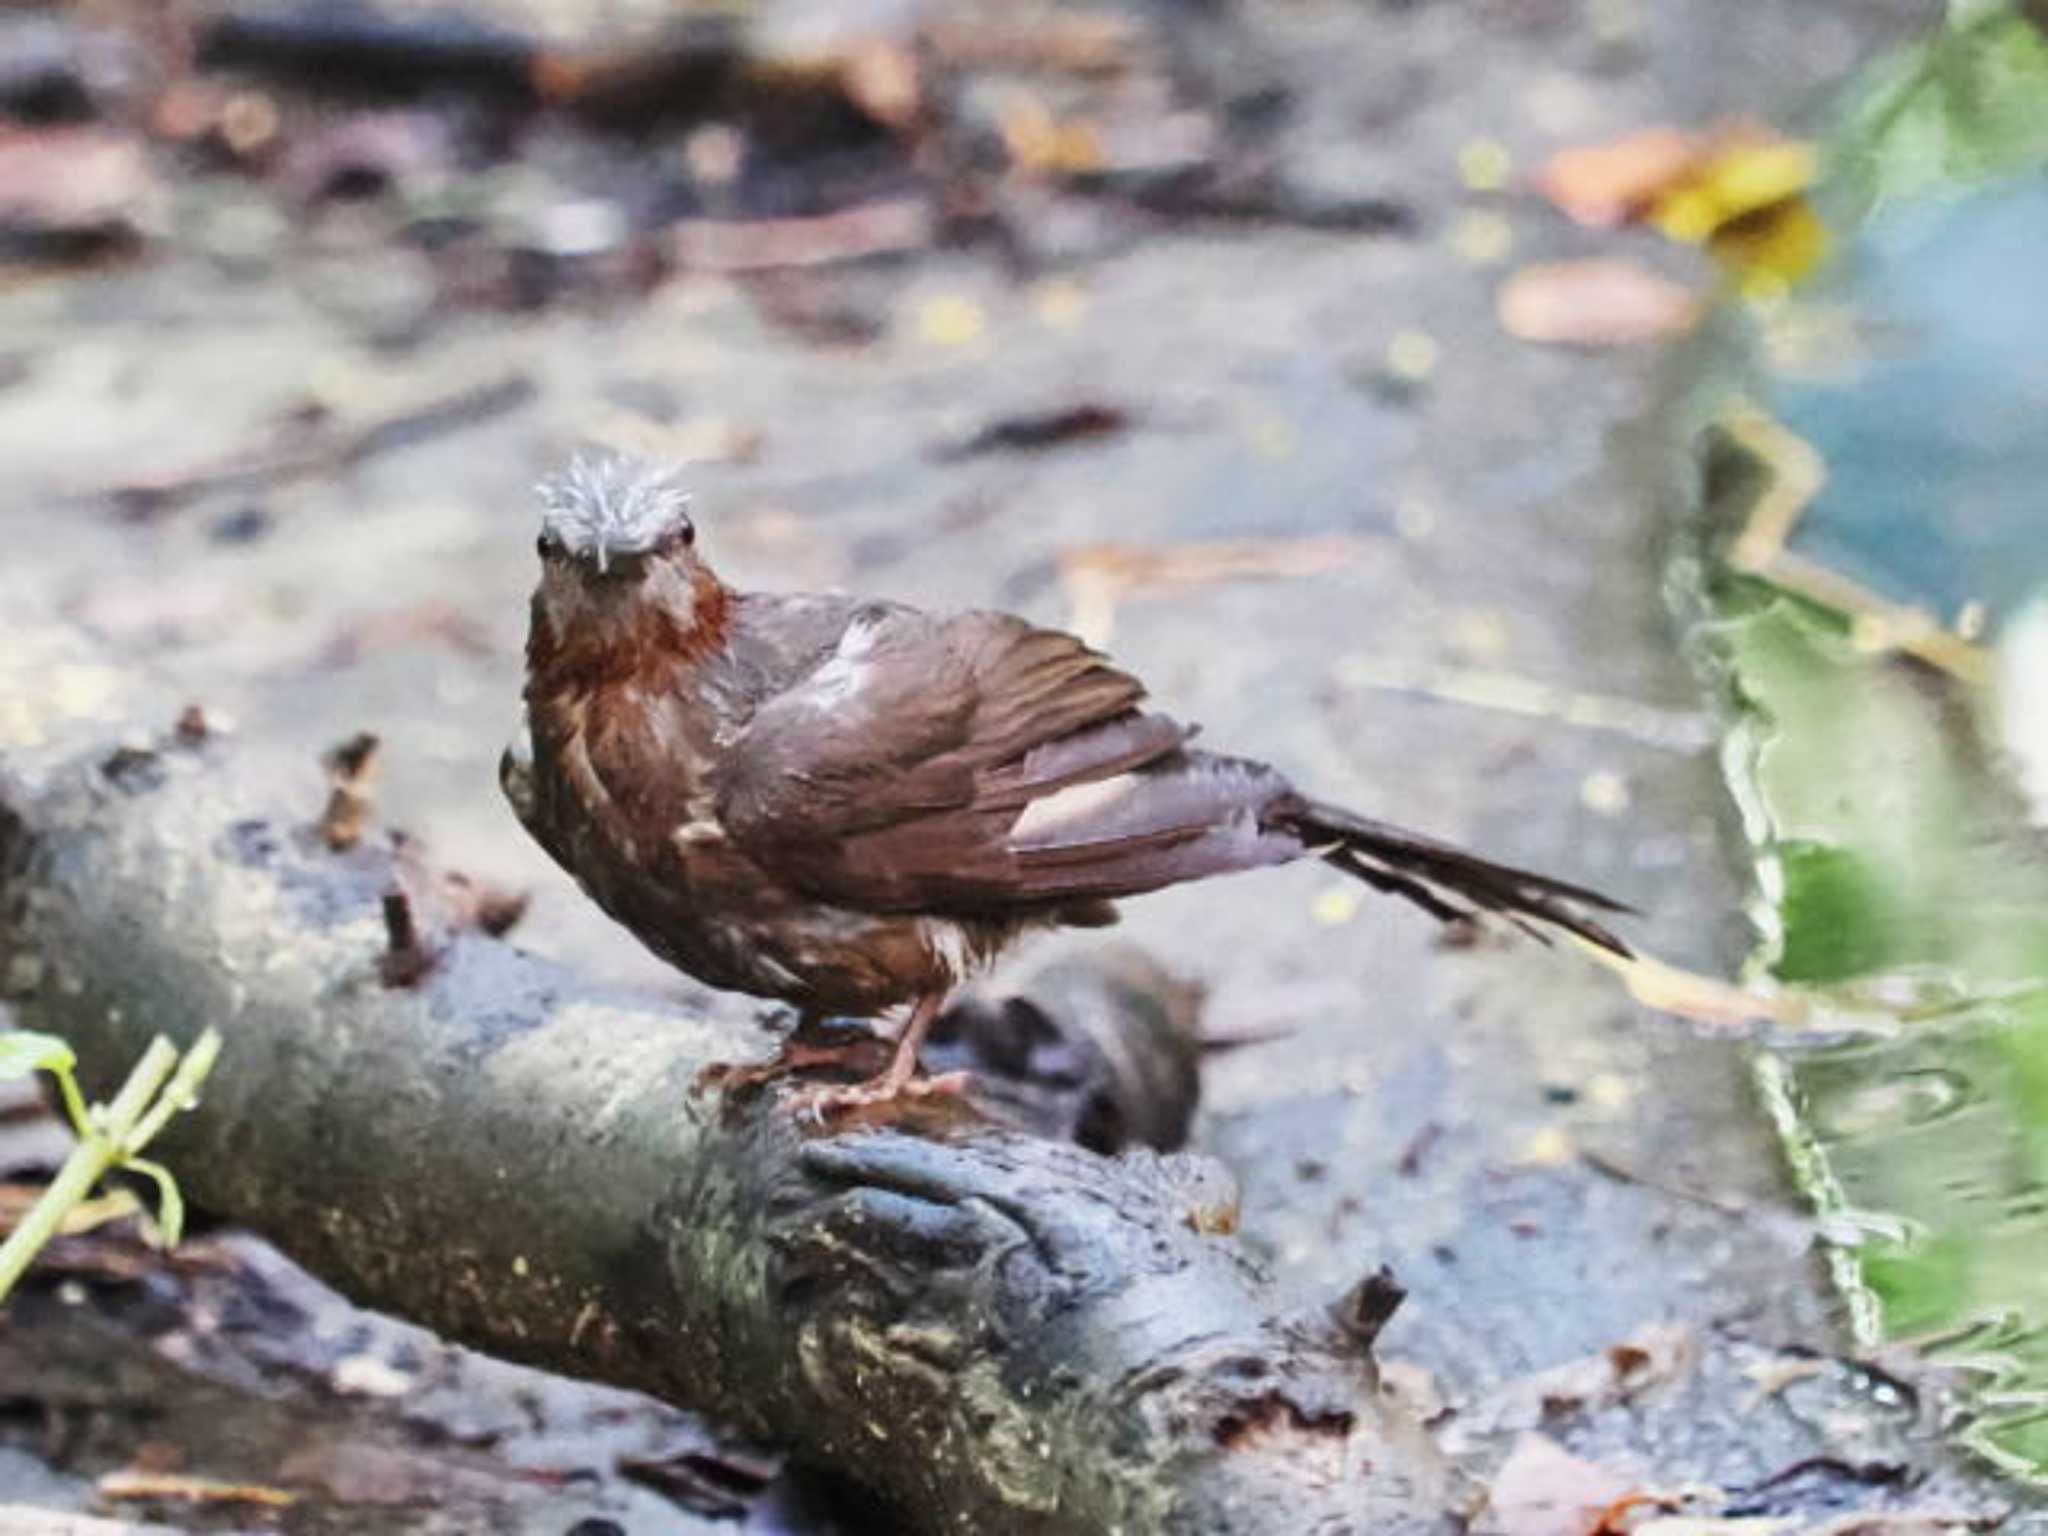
left=593, top=828, right=1015, bottom=1014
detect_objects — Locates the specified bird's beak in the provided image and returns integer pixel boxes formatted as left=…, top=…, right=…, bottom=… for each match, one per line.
left=595, top=545, right=610, bottom=576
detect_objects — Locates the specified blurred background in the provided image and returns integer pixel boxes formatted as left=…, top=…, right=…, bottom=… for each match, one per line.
left=10, top=0, right=2048, bottom=1530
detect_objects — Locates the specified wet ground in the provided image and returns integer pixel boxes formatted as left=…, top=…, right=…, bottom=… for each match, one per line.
left=6, top=0, right=2034, bottom=1530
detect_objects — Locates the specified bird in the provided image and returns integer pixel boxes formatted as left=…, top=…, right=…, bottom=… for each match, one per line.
left=502, top=452, right=1630, bottom=1115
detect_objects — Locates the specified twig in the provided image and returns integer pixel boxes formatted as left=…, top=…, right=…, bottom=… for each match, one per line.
left=99, top=374, right=536, bottom=518
left=667, top=198, right=932, bottom=273
left=1716, top=400, right=1990, bottom=685
left=1060, top=535, right=1369, bottom=646
left=1331, top=656, right=1715, bottom=751
left=1579, top=1147, right=1750, bottom=1219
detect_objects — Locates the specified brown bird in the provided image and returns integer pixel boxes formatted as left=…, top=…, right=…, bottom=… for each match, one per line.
left=503, top=454, right=1629, bottom=1114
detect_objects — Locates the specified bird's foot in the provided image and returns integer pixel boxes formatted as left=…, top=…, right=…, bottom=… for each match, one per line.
left=786, top=1069, right=974, bottom=1125
left=694, top=1017, right=893, bottom=1098
left=695, top=1038, right=889, bottom=1096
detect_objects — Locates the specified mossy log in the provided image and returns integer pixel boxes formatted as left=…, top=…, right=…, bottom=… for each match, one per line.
left=0, top=625, right=1441, bottom=1535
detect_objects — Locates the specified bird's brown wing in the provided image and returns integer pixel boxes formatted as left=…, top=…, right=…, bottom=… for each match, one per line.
left=713, top=606, right=1299, bottom=914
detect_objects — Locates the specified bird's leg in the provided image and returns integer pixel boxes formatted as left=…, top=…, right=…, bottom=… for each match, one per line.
left=788, top=991, right=971, bottom=1119
left=875, top=989, right=955, bottom=1098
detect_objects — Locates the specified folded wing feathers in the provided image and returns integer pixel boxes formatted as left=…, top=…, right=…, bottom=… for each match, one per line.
left=723, top=606, right=1631, bottom=948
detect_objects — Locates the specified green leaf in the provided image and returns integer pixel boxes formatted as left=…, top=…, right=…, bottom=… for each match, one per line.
left=1832, top=6, right=2048, bottom=216
left=0, top=1030, right=76, bottom=1082
left=124, top=1157, right=185, bottom=1249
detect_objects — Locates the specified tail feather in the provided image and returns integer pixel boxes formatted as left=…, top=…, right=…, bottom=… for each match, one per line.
left=1282, top=798, right=1634, bottom=957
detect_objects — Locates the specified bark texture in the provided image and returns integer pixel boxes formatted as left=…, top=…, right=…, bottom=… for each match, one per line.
left=0, top=626, right=1443, bottom=1535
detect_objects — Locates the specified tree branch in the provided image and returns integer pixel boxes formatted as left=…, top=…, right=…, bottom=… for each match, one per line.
left=0, top=629, right=1441, bottom=1535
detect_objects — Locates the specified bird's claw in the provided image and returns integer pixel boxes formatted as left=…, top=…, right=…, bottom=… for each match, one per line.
left=694, top=1035, right=889, bottom=1097
left=789, top=1069, right=974, bottom=1125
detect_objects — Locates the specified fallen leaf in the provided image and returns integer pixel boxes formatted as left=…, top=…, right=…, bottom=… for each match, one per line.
left=923, top=9, right=1142, bottom=76
left=1707, top=196, right=1830, bottom=299
left=0, top=124, right=154, bottom=250
left=935, top=403, right=1130, bottom=460
left=1590, top=1492, right=1686, bottom=1536
left=1536, top=120, right=1827, bottom=294
left=1651, top=139, right=1816, bottom=244
left=1537, top=125, right=1706, bottom=228
left=1497, top=260, right=1698, bottom=347
left=668, top=199, right=933, bottom=273
left=999, top=93, right=1105, bottom=176
left=1482, top=1432, right=1634, bottom=1536
left=98, top=1472, right=297, bottom=1508
left=1487, top=1323, right=1698, bottom=1429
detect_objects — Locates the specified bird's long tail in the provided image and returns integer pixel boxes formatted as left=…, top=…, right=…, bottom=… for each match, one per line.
left=1276, top=797, right=1633, bottom=957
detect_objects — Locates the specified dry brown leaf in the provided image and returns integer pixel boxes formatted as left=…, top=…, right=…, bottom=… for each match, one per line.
left=1489, top=1323, right=1699, bottom=1430
left=924, top=9, right=1142, bottom=76
left=1534, top=119, right=1785, bottom=231
left=999, top=94, right=1106, bottom=176
left=1498, top=260, right=1698, bottom=348
left=0, top=125, right=155, bottom=239
left=1536, top=126, right=1705, bottom=228
left=668, top=198, right=932, bottom=273
left=1482, top=1432, right=1634, bottom=1536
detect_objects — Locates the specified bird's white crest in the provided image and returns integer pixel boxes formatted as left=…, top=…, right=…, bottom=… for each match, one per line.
left=535, top=452, right=694, bottom=562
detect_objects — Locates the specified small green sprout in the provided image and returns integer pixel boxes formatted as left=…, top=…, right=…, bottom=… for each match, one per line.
left=0, top=1026, right=223, bottom=1302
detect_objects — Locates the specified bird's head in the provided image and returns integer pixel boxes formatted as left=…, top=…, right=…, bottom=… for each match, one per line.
left=529, top=452, right=725, bottom=667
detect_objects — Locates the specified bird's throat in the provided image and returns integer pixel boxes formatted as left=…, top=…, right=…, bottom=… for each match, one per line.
left=530, top=564, right=732, bottom=691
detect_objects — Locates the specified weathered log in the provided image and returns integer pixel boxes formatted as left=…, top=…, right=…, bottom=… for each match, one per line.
left=0, top=626, right=1443, bottom=1535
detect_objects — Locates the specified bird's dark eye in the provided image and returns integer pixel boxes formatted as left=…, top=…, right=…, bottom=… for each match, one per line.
left=677, top=521, right=696, bottom=548
left=536, top=534, right=560, bottom=559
